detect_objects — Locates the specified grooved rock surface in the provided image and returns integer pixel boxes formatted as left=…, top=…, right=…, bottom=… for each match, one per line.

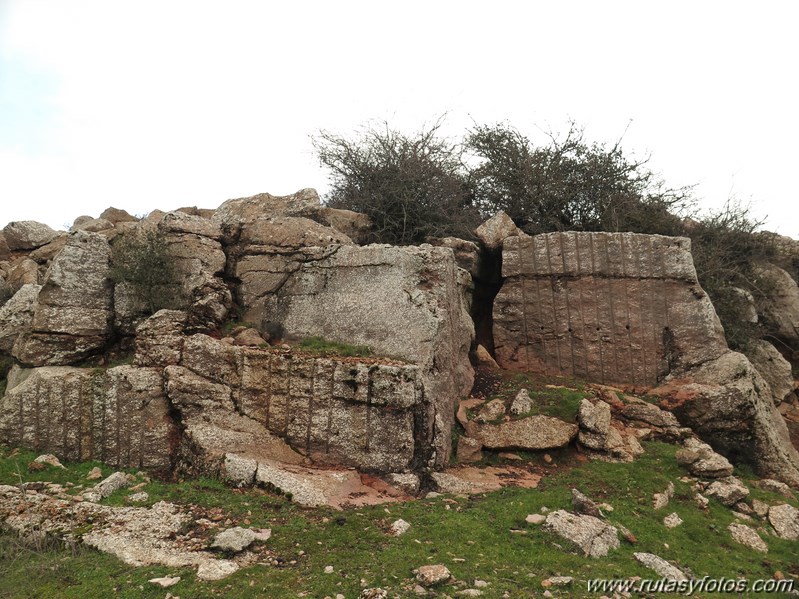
left=494, top=232, right=726, bottom=385
left=0, top=365, right=174, bottom=472
left=13, top=231, right=113, bottom=366
left=250, top=244, right=474, bottom=468
left=174, top=334, right=426, bottom=473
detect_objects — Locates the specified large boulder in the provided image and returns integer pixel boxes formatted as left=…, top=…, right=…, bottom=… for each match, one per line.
left=213, top=188, right=322, bottom=235
left=6, top=258, right=40, bottom=292
left=470, top=414, right=577, bottom=450
left=493, top=232, right=727, bottom=384
left=13, top=231, right=113, bottom=366
left=744, top=339, right=794, bottom=404
left=544, top=510, right=619, bottom=558
left=655, top=352, right=799, bottom=487
left=754, top=263, right=799, bottom=348
left=172, top=334, right=428, bottom=473
left=250, top=244, right=474, bottom=467
left=2, top=221, right=59, bottom=251
left=0, top=284, right=40, bottom=353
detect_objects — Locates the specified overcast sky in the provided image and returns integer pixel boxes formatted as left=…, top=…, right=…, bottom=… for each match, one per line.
left=1, top=1, right=797, bottom=237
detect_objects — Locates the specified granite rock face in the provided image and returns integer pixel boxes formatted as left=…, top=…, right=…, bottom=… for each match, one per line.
left=2, top=221, right=59, bottom=251
left=656, top=352, right=799, bottom=487
left=0, top=365, right=174, bottom=473
left=13, top=231, right=113, bottom=366
left=248, top=244, right=474, bottom=468
left=494, top=232, right=726, bottom=384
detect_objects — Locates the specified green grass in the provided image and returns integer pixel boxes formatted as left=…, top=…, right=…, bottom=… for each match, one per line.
left=478, top=371, right=587, bottom=422
left=1, top=442, right=797, bottom=598
left=298, top=336, right=372, bottom=358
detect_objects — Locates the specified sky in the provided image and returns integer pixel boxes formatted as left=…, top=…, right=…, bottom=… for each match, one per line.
left=1, top=1, right=797, bottom=236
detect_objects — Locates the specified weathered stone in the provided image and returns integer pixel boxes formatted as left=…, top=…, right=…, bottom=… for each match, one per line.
left=619, top=402, right=681, bottom=429
left=0, top=284, right=40, bottom=352
left=526, top=513, right=546, bottom=525
left=385, top=473, right=420, bottom=495
left=3, top=221, right=59, bottom=251
left=472, top=415, right=577, bottom=450
left=213, top=188, right=323, bottom=234
left=196, top=560, right=240, bottom=581
left=474, top=211, right=521, bottom=251
left=13, top=231, right=112, bottom=366
left=754, top=263, right=799, bottom=347
left=0, top=365, right=174, bottom=472
left=474, top=344, right=500, bottom=369
left=706, top=477, right=750, bottom=506
left=83, top=471, right=132, bottom=502
left=663, top=512, right=682, bottom=528
left=158, top=211, right=222, bottom=240
left=475, top=398, right=506, bottom=423
left=134, top=310, right=187, bottom=367
left=578, top=399, right=611, bottom=435
left=676, top=438, right=735, bottom=478
left=148, top=576, right=180, bottom=588
left=71, top=217, right=114, bottom=233
left=657, top=352, right=799, bottom=487
left=456, top=436, right=483, bottom=463
left=633, top=552, right=688, bottom=581
left=99, top=207, right=138, bottom=224
left=211, top=527, right=258, bottom=552
left=249, top=244, right=474, bottom=468
left=29, top=236, right=68, bottom=264
left=510, top=389, right=533, bottom=415
left=427, top=237, right=482, bottom=279
left=389, top=519, right=411, bottom=536
left=571, top=488, right=602, bottom=517
left=752, top=499, right=770, bottom=518
left=495, top=232, right=726, bottom=383
left=232, top=327, right=265, bottom=347
left=745, top=340, right=794, bottom=404
left=415, top=564, right=451, bottom=586
left=0, top=232, right=9, bottom=260
left=128, top=491, right=149, bottom=502
left=6, top=258, right=40, bottom=291
left=313, top=207, right=373, bottom=244
left=728, top=523, right=768, bottom=553
left=756, top=478, right=796, bottom=498
left=544, top=510, right=619, bottom=558
left=653, top=481, right=674, bottom=510
left=33, top=454, right=65, bottom=469
left=768, top=503, right=799, bottom=540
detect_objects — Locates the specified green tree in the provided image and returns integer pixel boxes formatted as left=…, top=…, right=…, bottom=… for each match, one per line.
left=313, top=121, right=480, bottom=245
left=109, top=229, right=182, bottom=315
left=465, top=122, right=692, bottom=236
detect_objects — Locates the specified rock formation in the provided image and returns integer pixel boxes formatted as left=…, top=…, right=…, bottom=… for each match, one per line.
left=2, top=196, right=799, bottom=489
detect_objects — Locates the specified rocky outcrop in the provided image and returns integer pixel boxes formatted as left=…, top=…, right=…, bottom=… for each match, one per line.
left=173, top=334, right=426, bottom=473
left=0, top=284, right=40, bottom=353
left=247, top=243, right=474, bottom=468
left=754, top=263, right=799, bottom=348
left=745, top=339, right=794, bottom=404
left=494, top=232, right=726, bottom=384
left=470, top=415, right=577, bottom=450
left=490, top=229, right=799, bottom=487
left=2, top=221, right=59, bottom=251
left=0, top=365, right=174, bottom=472
left=655, top=352, right=799, bottom=487
left=13, top=231, right=113, bottom=366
